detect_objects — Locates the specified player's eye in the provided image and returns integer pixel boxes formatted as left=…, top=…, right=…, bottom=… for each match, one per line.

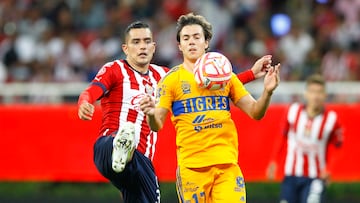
left=182, top=36, right=189, bottom=41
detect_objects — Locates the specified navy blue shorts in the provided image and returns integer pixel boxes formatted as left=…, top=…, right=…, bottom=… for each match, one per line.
left=280, top=176, right=326, bottom=203
left=93, top=136, right=160, bottom=203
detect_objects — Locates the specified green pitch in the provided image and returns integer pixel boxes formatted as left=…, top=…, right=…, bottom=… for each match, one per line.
left=0, top=182, right=359, bottom=203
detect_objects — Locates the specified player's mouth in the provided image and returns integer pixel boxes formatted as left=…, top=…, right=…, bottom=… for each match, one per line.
left=138, top=53, right=148, bottom=57
left=189, top=48, right=197, bottom=52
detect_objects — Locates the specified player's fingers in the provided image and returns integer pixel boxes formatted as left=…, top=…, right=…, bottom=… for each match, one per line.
left=78, top=110, right=92, bottom=120
left=82, top=106, right=93, bottom=116
left=84, top=103, right=94, bottom=114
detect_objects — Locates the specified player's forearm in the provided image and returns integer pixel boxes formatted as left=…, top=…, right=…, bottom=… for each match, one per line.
left=146, top=114, right=163, bottom=132
left=251, top=90, right=273, bottom=120
left=78, top=85, right=103, bottom=105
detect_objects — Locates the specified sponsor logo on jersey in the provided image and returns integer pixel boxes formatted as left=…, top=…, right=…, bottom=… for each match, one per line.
left=194, top=123, right=223, bottom=132
left=130, top=93, right=146, bottom=111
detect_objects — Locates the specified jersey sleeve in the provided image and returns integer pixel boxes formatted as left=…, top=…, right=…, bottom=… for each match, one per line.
left=329, top=118, right=343, bottom=148
left=78, top=61, right=121, bottom=105
left=229, top=73, right=249, bottom=103
left=90, top=61, right=120, bottom=94
left=155, top=73, right=175, bottom=112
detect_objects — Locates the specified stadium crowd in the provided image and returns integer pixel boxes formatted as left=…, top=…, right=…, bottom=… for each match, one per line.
left=0, top=0, right=359, bottom=84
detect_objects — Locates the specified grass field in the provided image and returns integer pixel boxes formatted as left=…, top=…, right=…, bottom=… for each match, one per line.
left=0, top=181, right=359, bottom=203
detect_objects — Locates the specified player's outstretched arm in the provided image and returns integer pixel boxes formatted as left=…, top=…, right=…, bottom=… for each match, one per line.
left=236, top=55, right=272, bottom=84
left=235, top=63, right=280, bottom=120
left=140, top=95, right=168, bottom=132
left=77, top=85, right=103, bottom=120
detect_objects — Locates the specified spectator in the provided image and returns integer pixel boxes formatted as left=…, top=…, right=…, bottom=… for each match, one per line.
left=320, top=43, right=350, bottom=81
left=278, top=22, right=314, bottom=80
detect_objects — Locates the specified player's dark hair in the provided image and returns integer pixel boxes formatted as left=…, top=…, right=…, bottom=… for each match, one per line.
left=176, top=13, right=212, bottom=50
left=306, top=74, right=326, bottom=87
left=124, top=21, right=151, bottom=41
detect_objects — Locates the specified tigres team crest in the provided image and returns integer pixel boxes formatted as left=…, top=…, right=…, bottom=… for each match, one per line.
left=181, top=81, right=191, bottom=94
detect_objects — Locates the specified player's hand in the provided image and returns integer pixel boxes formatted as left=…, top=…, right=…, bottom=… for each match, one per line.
left=251, top=55, right=272, bottom=79
left=139, top=94, right=155, bottom=116
left=264, top=63, right=280, bottom=94
left=320, top=169, right=331, bottom=186
left=266, top=161, right=277, bottom=180
left=78, top=101, right=95, bottom=120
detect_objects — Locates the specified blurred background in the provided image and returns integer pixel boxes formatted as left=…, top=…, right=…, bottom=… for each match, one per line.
left=0, top=0, right=360, bottom=202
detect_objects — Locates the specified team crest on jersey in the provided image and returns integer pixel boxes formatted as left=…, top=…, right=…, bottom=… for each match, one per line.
left=156, top=85, right=166, bottom=105
left=145, top=84, right=154, bottom=95
left=181, top=81, right=191, bottom=94
left=156, top=85, right=166, bottom=97
left=234, top=176, right=245, bottom=193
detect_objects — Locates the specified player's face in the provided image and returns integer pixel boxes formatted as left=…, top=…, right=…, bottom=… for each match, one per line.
left=178, top=24, right=209, bottom=64
left=123, top=28, right=155, bottom=68
left=304, top=83, right=326, bottom=109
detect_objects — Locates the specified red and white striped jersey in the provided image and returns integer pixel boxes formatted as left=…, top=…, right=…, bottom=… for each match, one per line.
left=91, top=59, right=168, bottom=160
left=283, top=103, right=343, bottom=178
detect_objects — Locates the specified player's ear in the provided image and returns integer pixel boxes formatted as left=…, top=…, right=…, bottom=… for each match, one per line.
left=205, top=40, right=209, bottom=51
left=178, top=43, right=182, bottom=52
left=122, top=44, right=128, bottom=55
left=150, top=42, right=156, bottom=55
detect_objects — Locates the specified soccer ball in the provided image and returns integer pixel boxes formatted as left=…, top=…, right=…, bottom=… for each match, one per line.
left=193, top=52, right=233, bottom=90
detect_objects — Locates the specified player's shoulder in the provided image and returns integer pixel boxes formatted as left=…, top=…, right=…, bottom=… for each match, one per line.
left=324, top=106, right=338, bottom=118
left=159, top=65, right=182, bottom=83
left=149, top=63, right=170, bottom=74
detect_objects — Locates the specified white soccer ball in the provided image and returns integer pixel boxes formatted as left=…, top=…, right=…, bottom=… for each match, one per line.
left=193, top=52, right=233, bottom=90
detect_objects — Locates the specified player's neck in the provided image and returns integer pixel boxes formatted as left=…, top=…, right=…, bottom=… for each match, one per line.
left=183, top=59, right=196, bottom=73
left=306, top=106, right=323, bottom=118
left=126, top=60, right=149, bottom=74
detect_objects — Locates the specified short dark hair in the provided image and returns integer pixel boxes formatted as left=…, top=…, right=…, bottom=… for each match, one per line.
left=176, top=13, right=212, bottom=45
left=306, top=74, right=326, bottom=87
left=124, top=21, right=151, bottom=41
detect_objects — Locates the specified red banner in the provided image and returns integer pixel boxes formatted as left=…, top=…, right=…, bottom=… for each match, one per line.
left=0, top=104, right=359, bottom=182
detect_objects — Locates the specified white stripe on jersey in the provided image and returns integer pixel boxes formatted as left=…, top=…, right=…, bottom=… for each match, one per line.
left=284, top=103, right=338, bottom=178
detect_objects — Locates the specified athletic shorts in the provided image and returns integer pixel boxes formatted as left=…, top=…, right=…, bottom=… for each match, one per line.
left=280, top=176, right=326, bottom=203
left=176, top=163, right=246, bottom=203
left=93, top=135, right=160, bottom=203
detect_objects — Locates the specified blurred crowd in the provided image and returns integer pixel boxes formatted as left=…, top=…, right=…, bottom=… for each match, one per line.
left=0, top=0, right=360, bottom=84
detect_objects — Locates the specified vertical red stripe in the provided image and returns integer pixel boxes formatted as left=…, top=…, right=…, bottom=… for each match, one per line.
left=291, top=105, right=303, bottom=176
left=291, top=155, right=297, bottom=176
left=293, top=105, right=303, bottom=133
left=124, top=63, right=140, bottom=90
left=127, top=108, right=138, bottom=123
left=303, top=154, right=309, bottom=177
left=149, top=65, right=164, bottom=82
left=317, top=110, right=329, bottom=140
left=315, top=155, right=321, bottom=178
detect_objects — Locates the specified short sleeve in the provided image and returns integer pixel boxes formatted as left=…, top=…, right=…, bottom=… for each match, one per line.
left=229, top=73, right=249, bottom=104
left=155, top=75, right=174, bottom=112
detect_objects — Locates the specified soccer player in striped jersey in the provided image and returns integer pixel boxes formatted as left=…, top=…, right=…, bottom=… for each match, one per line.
left=140, top=13, right=280, bottom=203
left=78, top=22, right=166, bottom=203
left=266, top=74, right=343, bottom=203
left=78, top=21, right=270, bottom=203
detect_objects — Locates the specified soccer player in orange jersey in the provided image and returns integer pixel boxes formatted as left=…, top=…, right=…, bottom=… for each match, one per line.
left=140, top=13, right=281, bottom=203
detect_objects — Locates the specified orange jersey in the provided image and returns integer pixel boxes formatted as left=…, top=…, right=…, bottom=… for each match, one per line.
left=155, top=64, right=249, bottom=168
